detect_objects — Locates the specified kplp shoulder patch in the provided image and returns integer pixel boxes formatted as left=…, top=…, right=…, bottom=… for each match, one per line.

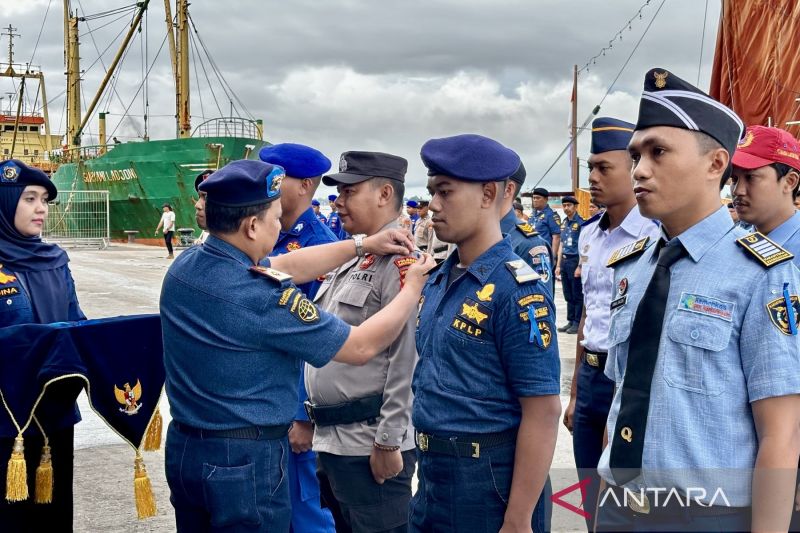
left=737, top=232, right=794, bottom=268
left=280, top=290, right=320, bottom=324
left=606, top=237, right=651, bottom=267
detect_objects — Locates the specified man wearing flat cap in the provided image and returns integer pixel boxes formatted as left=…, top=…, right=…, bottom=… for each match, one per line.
left=555, top=195, right=584, bottom=335
left=561, top=117, right=659, bottom=531
left=259, top=143, right=339, bottom=533
left=160, top=159, right=434, bottom=531
left=528, top=187, right=562, bottom=255
left=412, top=134, right=560, bottom=533
left=595, top=69, right=800, bottom=532
left=305, top=151, right=420, bottom=533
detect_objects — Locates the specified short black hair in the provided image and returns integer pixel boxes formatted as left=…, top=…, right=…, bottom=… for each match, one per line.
left=773, top=162, right=800, bottom=199
left=370, top=177, right=405, bottom=211
left=205, top=200, right=271, bottom=233
left=693, top=131, right=733, bottom=191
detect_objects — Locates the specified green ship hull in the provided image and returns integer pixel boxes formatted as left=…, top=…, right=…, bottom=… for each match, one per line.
left=51, top=136, right=268, bottom=240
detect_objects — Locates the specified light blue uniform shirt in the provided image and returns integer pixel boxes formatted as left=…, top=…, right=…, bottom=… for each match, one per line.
left=768, top=210, right=800, bottom=260
left=598, top=206, right=800, bottom=506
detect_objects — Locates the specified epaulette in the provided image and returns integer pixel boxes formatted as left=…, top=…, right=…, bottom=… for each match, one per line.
left=736, top=232, right=794, bottom=268
left=250, top=265, right=293, bottom=283
left=516, top=223, right=539, bottom=238
left=506, top=259, right=540, bottom=284
left=606, top=237, right=652, bottom=267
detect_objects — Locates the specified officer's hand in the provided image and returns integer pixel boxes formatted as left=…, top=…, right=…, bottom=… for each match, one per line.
left=554, top=264, right=561, bottom=281
left=574, top=265, right=582, bottom=278
left=404, top=253, right=435, bottom=290
left=288, top=420, right=314, bottom=454
left=364, top=228, right=415, bottom=256
left=369, top=447, right=403, bottom=485
left=563, top=398, right=576, bottom=433
left=499, top=520, right=533, bottom=533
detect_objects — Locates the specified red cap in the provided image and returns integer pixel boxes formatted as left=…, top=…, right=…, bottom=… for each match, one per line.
left=732, top=125, right=800, bottom=171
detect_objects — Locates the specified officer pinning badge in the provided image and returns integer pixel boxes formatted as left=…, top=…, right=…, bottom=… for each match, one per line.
left=506, top=260, right=540, bottom=284
left=114, top=379, right=143, bottom=415
left=287, top=241, right=301, bottom=251
left=250, top=265, right=293, bottom=283
left=766, top=287, right=800, bottom=336
left=394, top=256, right=417, bottom=288
left=360, top=254, right=376, bottom=270
left=1, top=161, right=19, bottom=182
left=516, top=223, right=537, bottom=237
left=618, top=278, right=628, bottom=296
left=736, top=232, right=794, bottom=267
left=476, top=283, right=494, bottom=302
left=606, top=237, right=651, bottom=267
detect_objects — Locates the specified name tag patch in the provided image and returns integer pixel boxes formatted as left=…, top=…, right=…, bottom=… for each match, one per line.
left=0, top=286, right=19, bottom=297
left=610, top=295, right=627, bottom=311
left=678, top=293, right=734, bottom=322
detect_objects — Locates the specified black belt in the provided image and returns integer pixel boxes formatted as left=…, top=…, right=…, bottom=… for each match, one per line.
left=304, top=394, right=383, bottom=427
left=583, top=349, right=607, bottom=369
left=415, top=429, right=517, bottom=459
left=173, top=422, right=289, bottom=441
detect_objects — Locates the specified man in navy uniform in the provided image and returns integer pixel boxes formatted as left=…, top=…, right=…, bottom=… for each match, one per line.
left=529, top=187, right=561, bottom=253
left=259, top=143, right=339, bottom=533
left=312, top=199, right=327, bottom=225
left=500, top=162, right=554, bottom=297
left=556, top=196, right=584, bottom=334
left=562, top=117, right=659, bottom=530
left=160, top=159, right=434, bottom=531
left=327, top=194, right=347, bottom=239
left=411, top=134, right=561, bottom=532
left=596, top=69, right=800, bottom=532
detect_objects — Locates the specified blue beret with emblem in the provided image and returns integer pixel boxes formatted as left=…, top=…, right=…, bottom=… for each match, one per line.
left=258, top=143, right=331, bottom=179
left=420, top=134, right=520, bottom=182
left=0, top=159, right=58, bottom=200
left=635, top=67, right=743, bottom=156
left=199, top=160, right=284, bottom=207
left=311, top=199, right=321, bottom=206
left=328, top=194, right=337, bottom=202
left=591, top=117, right=634, bottom=154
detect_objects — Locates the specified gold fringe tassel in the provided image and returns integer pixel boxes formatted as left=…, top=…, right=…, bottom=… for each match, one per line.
left=142, top=408, right=162, bottom=451
left=34, top=444, right=53, bottom=504
left=6, top=436, right=28, bottom=502
left=133, top=454, right=157, bottom=519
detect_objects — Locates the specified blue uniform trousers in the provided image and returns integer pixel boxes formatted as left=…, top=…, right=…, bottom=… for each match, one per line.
left=409, top=442, right=552, bottom=532
left=165, top=422, right=291, bottom=532
left=289, top=450, right=335, bottom=532
left=561, top=255, right=583, bottom=324
left=572, top=359, right=614, bottom=530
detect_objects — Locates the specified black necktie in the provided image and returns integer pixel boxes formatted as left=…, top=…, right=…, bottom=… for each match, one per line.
left=610, top=239, right=686, bottom=484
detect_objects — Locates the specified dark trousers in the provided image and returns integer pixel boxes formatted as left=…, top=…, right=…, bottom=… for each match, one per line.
left=316, top=450, right=415, bottom=533
left=165, top=422, right=291, bottom=532
left=0, top=426, right=74, bottom=532
left=410, top=442, right=552, bottom=532
left=572, top=359, right=614, bottom=531
left=562, top=255, right=584, bottom=324
left=164, top=231, right=175, bottom=254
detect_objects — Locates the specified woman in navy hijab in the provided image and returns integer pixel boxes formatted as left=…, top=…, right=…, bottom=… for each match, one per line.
left=0, top=159, right=84, bottom=530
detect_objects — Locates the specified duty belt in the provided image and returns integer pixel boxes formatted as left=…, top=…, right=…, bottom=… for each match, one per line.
left=173, top=422, right=290, bottom=441
left=304, top=394, right=383, bottom=427
left=584, top=349, right=607, bottom=369
left=415, top=429, right=518, bottom=459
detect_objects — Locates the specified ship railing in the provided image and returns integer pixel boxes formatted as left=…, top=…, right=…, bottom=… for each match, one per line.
left=43, top=190, right=110, bottom=250
left=192, top=117, right=262, bottom=139
left=47, top=144, right=117, bottom=163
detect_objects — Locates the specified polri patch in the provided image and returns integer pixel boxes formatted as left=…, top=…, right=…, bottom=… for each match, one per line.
left=606, top=237, right=651, bottom=267
left=678, top=292, right=734, bottom=322
left=394, top=256, right=417, bottom=288
left=286, top=241, right=301, bottom=251
left=736, top=232, right=793, bottom=267
left=360, top=255, right=376, bottom=270
left=766, top=295, right=800, bottom=336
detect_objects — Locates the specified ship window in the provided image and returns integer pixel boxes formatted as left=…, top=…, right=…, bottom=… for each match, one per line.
left=23, top=149, right=29, bottom=155
left=3, top=125, right=12, bottom=131
left=29, top=126, right=39, bottom=132
left=18, top=126, right=27, bottom=132
left=34, top=150, right=39, bottom=156
left=2, top=149, right=7, bottom=155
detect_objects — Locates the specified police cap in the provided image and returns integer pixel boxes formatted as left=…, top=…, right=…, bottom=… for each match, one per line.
left=199, top=160, right=284, bottom=207
left=323, top=151, right=408, bottom=186
left=258, top=143, right=331, bottom=179
left=420, top=134, right=520, bottom=182
left=0, top=159, right=57, bottom=200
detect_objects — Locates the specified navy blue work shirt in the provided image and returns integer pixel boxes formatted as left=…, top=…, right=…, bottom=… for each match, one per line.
left=560, top=214, right=584, bottom=256
left=412, top=238, right=561, bottom=434
left=327, top=211, right=348, bottom=240
left=501, top=209, right=554, bottom=298
left=161, top=235, right=351, bottom=430
left=529, top=205, right=561, bottom=246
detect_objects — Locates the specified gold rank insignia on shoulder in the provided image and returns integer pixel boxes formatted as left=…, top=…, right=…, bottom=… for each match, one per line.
left=250, top=265, right=293, bottom=282
left=736, top=232, right=793, bottom=268
left=516, top=223, right=538, bottom=238
left=505, top=259, right=540, bottom=284
left=606, top=237, right=651, bottom=267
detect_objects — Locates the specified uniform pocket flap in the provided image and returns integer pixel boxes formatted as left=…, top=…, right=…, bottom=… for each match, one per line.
left=608, top=311, right=633, bottom=346
left=668, top=311, right=732, bottom=352
left=335, top=283, right=371, bottom=308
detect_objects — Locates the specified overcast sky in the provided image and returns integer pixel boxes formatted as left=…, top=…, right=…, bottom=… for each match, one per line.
left=1, top=0, right=721, bottom=197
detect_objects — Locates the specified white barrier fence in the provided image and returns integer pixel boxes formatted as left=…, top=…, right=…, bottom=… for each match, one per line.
left=43, top=190, right=110, bottom=249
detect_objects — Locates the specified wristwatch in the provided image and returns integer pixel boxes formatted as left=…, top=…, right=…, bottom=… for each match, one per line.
left=352, top=234, right=367, bottom=258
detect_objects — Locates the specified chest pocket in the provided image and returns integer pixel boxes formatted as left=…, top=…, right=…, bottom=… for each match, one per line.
left=333, top=283, right=372, bottom=322
left=664, top=311, right=732, bottom=396
left=0, top=289, right=33, bottom=326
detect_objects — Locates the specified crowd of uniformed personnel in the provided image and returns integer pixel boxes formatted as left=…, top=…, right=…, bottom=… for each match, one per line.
left=2, top=65, right=800, bottom=533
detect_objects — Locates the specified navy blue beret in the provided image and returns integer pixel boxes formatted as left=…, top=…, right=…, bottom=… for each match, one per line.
left=562, top=195, right=579, bottom=205
left=532, top=187, right=549, bottom=198
left=406, top=200, right=418, bottom=208
left=311, top=199, right=321, bottom=206
left=420, top=134, right=520, bottom=182
left=509, top=162, right=527, bottom=185
left=328, top=194, right=337, bottom=202
left=258, top=143, right=331, bottom=179
left=635, top=67, right=743, bottom=156
left=199, top=160, right=284, bottom=207
left=0, top=159, right=57, bottom=200
left=591, top=117, right=634, bottom=154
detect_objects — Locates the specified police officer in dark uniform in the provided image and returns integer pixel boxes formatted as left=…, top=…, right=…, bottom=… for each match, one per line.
left=500, top=162, right=554, bottom=297
left=259, top=143, right=338, bottom=533
left=556, top=196, right=584, bottom=334
left=410, top=134, right=561, bottom=533
left=327, top=195, right=347, bottom=240
left=312, top=199, right=327, bottom=225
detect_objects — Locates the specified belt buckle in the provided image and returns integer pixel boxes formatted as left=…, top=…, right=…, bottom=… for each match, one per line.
left=303, top=401, right=316, bottom=424
left=471, top=442, right=480, bottom=458
left=585, top=353, right=599, bottom=367
left=627, top=493, right=651, bottom=514
left=418, top=433, right=429, bottom=452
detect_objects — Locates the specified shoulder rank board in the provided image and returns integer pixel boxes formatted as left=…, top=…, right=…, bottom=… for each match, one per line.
left=516, top=223, right=538, bottom=238
left=736, top=232, right=794, bottom=268
left=250, top=265, right=293, bottom=283
left=506, top=259, right=540, bottom=284
left=606, top=237, right=651, bottom=267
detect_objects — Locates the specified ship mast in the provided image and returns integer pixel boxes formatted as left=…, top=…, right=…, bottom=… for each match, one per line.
left=174, top=0, right=191, bottom=138
left=64, top=0, right=81, bottom=152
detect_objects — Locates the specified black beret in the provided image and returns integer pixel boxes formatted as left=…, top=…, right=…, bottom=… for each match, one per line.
left=194, top=169, right=214, bottom=192
left=562, top=195, right=579, bottom=205
left=0, top=159, right=57, bottom=200
left=509, top=162, right=527, bottom=185
left=532, top=188, right=549, bottom=198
